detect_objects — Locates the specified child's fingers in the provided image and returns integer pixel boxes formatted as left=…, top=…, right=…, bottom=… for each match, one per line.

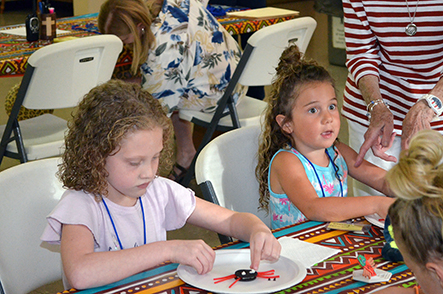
left=260, top=240, right=281, bottom=262
left=172, top=240, right=215, bottom=275
left=197, top=245, right=216, bottom=274
left=249, top=235, right=281, bottom=270
left=249, top=243, right=262, bottom=270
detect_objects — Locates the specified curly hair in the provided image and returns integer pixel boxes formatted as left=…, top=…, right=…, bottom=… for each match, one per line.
left=98, top=0, right=156, bottom=74
left=256, top=44, right=335, bottom=212
left=58, top=79, right=173, bottom=200
left=387, top=129, right=443, bottom=266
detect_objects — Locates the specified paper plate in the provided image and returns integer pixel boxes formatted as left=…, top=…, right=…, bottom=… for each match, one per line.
left=177, top=249, right=306, bottom=294
left=365, top=213, right=385, bottom=228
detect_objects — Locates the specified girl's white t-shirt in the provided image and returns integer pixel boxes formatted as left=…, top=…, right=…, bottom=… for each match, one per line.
left=41, top=176, right=196, bottom=251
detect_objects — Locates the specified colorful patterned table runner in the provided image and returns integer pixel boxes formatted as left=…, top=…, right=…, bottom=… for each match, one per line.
left=0, top=12, right=296, bottom=78
left=56, top=220, right=416, bottom=294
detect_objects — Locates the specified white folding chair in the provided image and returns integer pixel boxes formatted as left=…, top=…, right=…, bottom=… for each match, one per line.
left=180, top=17, right=317, bottom=186
left=0, top=158, right=65, bottom=294
left=195, top=125, right=269, bottom=243
left=0, top=34, right=123, bottom=166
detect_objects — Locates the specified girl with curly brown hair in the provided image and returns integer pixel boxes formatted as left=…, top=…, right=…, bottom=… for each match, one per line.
left=255, top=45, right=394, bottom=229
left=41, top=80, right=280, bottom=290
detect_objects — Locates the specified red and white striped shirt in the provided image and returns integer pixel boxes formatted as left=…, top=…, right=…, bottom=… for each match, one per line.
left=341, top=0, right=443, bottom=133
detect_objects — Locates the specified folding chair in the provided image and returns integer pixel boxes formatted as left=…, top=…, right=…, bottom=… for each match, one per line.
left=180, top=17, right=317, bottom=186
left=0, top=158, right=65, bottom=294
left=0, top=34, right=123, bottom=166
left=195, top=125, right=269, bottom=244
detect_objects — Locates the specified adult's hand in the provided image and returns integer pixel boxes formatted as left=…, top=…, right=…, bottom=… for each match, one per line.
left=401, top=100, right=435, bottom=150
left=355, top=104, right=397, bottom=167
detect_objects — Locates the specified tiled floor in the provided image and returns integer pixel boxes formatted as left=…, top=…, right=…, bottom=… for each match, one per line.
left=0, top=1, right=349, bottom=293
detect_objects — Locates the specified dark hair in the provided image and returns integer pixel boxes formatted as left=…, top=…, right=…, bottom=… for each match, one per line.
left=59, top=79, right=173, bottom=199
left=256, top=44, right=335, bottom=212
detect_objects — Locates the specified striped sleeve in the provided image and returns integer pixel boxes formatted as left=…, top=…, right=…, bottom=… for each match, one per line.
left=343, top=0, right=381, bottom=86
left=341, top=0, right=443, bottom=132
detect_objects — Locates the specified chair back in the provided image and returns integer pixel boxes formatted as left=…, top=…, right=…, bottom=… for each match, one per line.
left=22, top=34, right=122, bottom=110
left=0, top=158, right=65, bottom=294
left=178, top=17, right=316, bottom=187
left=0, top=35, right=122, bottom=166
left=239, top=17, right=317, bottom=87
left=195, top=125, right=269, bottom=243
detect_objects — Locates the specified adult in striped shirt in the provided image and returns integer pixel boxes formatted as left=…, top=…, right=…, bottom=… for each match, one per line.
left=342, top=0, right=443, bottom=196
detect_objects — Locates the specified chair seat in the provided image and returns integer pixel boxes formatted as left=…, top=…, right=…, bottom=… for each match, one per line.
left=178, top=96, right=267, bottom=128
left=0, top=114, right=67, bottom=160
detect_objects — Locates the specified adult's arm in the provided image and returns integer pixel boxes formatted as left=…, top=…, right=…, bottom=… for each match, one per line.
left=344, top=0, right=396, bottom=166
left=401, top=77, right=443, bottom=149
left=354, top=75, right=396, bottom=167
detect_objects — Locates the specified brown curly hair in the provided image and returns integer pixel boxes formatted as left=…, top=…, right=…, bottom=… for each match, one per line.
left=58, top=79, right=173, bottom=200
left=255, top=45, right=335, bottom=212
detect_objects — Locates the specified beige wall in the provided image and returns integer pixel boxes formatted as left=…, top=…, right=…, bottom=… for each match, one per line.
left=73, top=0, right=106, bottom=15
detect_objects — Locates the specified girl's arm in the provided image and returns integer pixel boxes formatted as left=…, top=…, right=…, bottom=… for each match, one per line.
left=272, top=151, right=394, bottom=222
left=336, top=141, right=391, bottom=196
left=61, top=223, right=215, bottom=289
left=187, top=197, right=281, bottom=270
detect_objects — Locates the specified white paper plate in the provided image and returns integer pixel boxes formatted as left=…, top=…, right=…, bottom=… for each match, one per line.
left=177, top=249, right=306, bottom=294
left=365, top=213, right=385, bottom=228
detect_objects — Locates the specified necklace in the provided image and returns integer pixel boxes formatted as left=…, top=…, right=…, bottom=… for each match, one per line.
left=297, top=148, right=344, bottom=198
left=405, top=0, right=419, bottom=36
left=102, top=197, right=147, bottom=250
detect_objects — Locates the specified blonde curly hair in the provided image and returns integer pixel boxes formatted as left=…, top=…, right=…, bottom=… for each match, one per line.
left=255, top=45, right=335, bottom=212
left=58, top=79, right=173, bottom=200
left=387, top=129, right=443, bottom=266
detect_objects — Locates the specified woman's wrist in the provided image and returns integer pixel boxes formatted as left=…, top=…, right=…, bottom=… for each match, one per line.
left=418, top=94, right=443, bottom=118
left=413, top=99, right=437, bottom=121
left=366, top=99, right=390, bottom=119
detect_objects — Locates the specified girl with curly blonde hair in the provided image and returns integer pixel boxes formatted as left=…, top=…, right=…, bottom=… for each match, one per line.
left=377, top=129, right=443, bottom=294
left=42, top=80, right=281, bottom=291
left=256, top=45, right=395, bottom=229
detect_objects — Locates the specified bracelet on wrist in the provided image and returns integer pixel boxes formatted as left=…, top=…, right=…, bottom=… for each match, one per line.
left=366, top=99, right=389, bottom=119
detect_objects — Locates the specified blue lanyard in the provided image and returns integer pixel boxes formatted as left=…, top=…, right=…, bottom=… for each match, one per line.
left=298, top=148, right=344, bottom=198
left=102, top=197, right=147, bottom=250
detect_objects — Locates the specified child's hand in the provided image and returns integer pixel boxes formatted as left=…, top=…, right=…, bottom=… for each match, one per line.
left=168, top=239, right=216, bottom=275
left=249, top=229, right=281, bottom=270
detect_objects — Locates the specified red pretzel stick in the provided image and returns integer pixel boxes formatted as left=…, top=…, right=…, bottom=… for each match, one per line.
left=229, top=278, right=241, bottom=288
left=213, top=274, right=236, bottom=284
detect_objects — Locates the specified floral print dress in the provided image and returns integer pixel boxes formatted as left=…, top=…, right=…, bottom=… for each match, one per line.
left=141, top=0, right=246, bottom=114
left=268, top=146, right=348, bottom=229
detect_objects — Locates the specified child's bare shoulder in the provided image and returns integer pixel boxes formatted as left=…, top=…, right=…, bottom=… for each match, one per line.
left=272, top=150, right=304, bottom=172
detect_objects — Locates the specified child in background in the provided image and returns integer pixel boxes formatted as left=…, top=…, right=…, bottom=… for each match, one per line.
left=98, top=0, right=247, bottom=182
left=256, top=45, right=395, bottom=229
left=376, top=129, right=443, bottom=294
left=41, top=80, right=280, bottom=290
